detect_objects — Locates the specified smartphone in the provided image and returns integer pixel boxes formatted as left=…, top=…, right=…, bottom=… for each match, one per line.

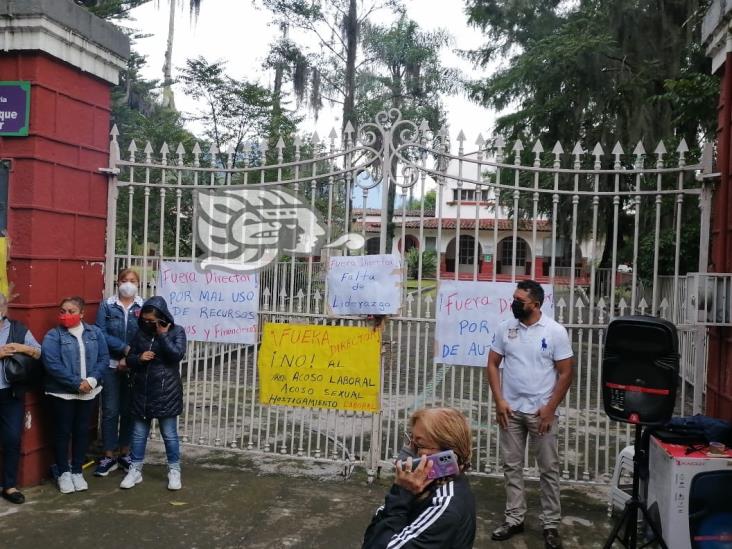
left=402, top=449, right=460, bottom=480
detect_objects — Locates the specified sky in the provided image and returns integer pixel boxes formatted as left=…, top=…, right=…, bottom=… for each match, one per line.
left=127, top=0, right=498, bottom=150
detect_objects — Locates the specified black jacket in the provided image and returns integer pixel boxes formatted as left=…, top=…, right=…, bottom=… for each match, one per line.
left=362, top=474, right=476, bottom=549
left=126, top=296, right=187, bottom=419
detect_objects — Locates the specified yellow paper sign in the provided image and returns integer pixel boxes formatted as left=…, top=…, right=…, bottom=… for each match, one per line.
left=0, top=237, right=8, bottom=298
left=258, top=322, right=381, bottom=413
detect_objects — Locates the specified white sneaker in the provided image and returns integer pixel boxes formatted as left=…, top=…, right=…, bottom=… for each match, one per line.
left=167, top=469, right=181, bottom=490
left=120, top=468, right=143, bottom=489
left=71, top=473, right=88, bottom=492
left=58, top=472, right=74, bottom=494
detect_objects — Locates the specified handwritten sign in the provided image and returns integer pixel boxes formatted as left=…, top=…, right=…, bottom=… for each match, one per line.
left=0, top=82, right=30, bottom=136
left=326, top=254, right=402, bottom=315
left=258, top=323, right=381, bottom=412
left=157, top=261, right=259, bottom=344
left=435, top=281, right=554, bottom=367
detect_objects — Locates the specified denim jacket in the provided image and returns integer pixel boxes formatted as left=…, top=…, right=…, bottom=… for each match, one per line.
left=95, top=295, right=143, bottom=360
left=42, top=323, right=109, bottom=394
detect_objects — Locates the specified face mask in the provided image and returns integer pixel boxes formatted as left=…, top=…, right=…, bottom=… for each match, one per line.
left=140, top=320, right=157, bottom=335
left=511, top=300, right=530, bottom=321
left=118, top=281, right=138, bottom=298
left=58, top=313, right=81, bottom=328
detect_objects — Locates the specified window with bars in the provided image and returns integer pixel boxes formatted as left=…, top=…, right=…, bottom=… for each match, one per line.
left=458, top=235, right=478, bottom=265
left=499, top=237, right=528, bottom=267
left=451, top=189, right=491, bottom=202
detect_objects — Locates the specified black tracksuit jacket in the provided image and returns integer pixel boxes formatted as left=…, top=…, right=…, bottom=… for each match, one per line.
left=362, top=474, right=476, bottom=549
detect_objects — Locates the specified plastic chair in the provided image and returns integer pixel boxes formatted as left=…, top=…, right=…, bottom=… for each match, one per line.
left=608, top=445, right=635, bottom=516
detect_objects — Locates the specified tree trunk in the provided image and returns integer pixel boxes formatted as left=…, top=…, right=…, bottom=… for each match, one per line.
left=342, top=0, right=357, bottom=135
left=385, top=71, right=403, bottom=254
left=162, top=0, right=176, bottom=110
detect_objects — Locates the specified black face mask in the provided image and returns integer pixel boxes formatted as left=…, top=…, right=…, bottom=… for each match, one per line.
left=511, top=300, right=531, bottom=321
left=140, top=320, right=157, bottom=335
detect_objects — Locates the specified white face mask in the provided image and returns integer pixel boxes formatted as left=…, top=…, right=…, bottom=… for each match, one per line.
left=118, top=281, right=138, bottom=298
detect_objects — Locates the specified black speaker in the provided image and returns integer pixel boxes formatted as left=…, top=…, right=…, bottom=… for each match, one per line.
left=602, top=315, right=679, bottom=425
left=689, top=471, right=732, bottom=548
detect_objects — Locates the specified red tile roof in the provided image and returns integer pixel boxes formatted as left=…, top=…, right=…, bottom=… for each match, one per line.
left=356, top=218, right=552, bottom=232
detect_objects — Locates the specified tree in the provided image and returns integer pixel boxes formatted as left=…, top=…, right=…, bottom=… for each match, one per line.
left=260, top=0, right=402, bottom=133
left=160, top=0, right=205, bottom=109
left=178, top=57, right=296, bottom=159
left=358, top=13, right=458, bottom=248
left=75, top=0, right=152, bottom=19
left=465, top=0, right=717, bottom=273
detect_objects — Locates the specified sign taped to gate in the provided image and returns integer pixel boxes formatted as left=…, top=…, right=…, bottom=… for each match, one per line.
left=326, top=254, right=402, bottom=316
left=157, top=261, right=259, bottom=344
left=258, top=322, right=381, bottom=412
left=435, top=281, right=554, bottom=367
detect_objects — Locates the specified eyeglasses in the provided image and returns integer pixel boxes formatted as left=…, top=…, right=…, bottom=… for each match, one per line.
left=403, top=430, right=441, bottom=453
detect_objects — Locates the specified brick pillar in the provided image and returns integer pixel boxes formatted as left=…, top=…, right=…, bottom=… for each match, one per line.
left=0, top=0, right=129, bottom=485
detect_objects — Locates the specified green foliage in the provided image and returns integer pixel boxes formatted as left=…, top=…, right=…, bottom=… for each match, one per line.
left=635, top=214, right=701, bottom=281
left=406, top=248, right=437, bottom=279
left=179, top=57, right=292, bottom=156
left=465, top=0, right=717, bottom=146
left=74, top=0, right=151, bottom=20
left=404, top=189, right=436, bottom=212
left=358, top=13, right=458, bottom=127
left=465, top=0, right=714, bottom=271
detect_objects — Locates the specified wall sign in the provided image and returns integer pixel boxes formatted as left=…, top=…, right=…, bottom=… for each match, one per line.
left=0, top=82, right=30, bottom=137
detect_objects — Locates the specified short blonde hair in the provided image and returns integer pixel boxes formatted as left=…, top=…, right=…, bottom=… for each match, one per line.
left=410, top=407, right=472, bottom=470
left=117, top=268, right=140, bottom=284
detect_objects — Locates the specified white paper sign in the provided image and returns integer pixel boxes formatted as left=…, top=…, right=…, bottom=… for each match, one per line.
left=435, top=281, right=554, bottom=367
left=157, top=261, right=259, bottom=344
left=326, top=254, right=402, bottom=315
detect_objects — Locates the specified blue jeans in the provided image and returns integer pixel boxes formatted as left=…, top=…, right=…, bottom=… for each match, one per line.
left=101, top=367, right=132, bottom=452
left=0, top=388, right=24, bottom=488
left=49, top=396, right=95, bottom=474
left=130, top=417, right=180, bottom=470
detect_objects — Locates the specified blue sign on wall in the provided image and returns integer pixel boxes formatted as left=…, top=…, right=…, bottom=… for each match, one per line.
left=0, top=81, right=31, bottom=137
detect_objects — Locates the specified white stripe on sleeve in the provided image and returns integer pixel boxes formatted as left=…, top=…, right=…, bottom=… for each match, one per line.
left=386, top=482, right=455, bottom=549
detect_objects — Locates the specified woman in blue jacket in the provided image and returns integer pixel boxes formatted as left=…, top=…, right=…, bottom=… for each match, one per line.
left=120, top=296, right=186, bottom=491
left=94, top=268, right=142, bottom=476
left=42, top=296, right=109, bottom=494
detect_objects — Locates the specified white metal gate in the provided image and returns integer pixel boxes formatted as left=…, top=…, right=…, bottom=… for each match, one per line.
left=104, top=109, right=713, bottom=483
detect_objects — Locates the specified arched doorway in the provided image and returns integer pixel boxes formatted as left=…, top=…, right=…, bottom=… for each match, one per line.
left=399, top=234, right=419, bottom=254
left=497, top=237, right=530, bottom=275
left=445, top=235, right=483, bottom=274
left=365, top=237, right=381, bottom=255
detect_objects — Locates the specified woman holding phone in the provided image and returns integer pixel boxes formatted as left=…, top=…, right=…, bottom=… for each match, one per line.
left=119, top=296, right=186, bottom=491
left=362, top=407, right=476, bottom=549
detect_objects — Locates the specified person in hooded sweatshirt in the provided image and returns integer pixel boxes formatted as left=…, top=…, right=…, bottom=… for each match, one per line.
left=119, top=296, right=186, bottom=491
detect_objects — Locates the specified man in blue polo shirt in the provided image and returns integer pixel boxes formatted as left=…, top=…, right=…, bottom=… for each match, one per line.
left=487, top=280, right=574, bottom=549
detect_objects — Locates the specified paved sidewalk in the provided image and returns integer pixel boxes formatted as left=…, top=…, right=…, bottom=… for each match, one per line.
left=1, top=444, right=614, bottom=548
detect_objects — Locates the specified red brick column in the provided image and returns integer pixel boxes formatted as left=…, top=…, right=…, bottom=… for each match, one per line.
left=0, top=0, right=128, bottom=485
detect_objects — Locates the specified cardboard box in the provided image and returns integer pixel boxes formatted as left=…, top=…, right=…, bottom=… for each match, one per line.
left=647, top=435, right=732, bottom=548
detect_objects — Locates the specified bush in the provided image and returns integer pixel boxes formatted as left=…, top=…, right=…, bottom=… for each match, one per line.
left=406, top=248, right=437, bottom=279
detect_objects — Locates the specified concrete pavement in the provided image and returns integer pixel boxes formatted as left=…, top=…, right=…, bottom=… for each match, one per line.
left=1, top=444, right=615, bottom=548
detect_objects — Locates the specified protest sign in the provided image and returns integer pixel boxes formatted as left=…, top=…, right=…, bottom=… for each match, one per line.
left=435, top=280, right=554, bottom=367
left=158, top=261, right=258, bottom=344
left=258, top=322, right=381, bottom=412
left=326, top=254, right=402, bottom=316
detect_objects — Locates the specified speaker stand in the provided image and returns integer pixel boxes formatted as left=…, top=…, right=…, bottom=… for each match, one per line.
left=603, top=425, right=667, bottom=549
